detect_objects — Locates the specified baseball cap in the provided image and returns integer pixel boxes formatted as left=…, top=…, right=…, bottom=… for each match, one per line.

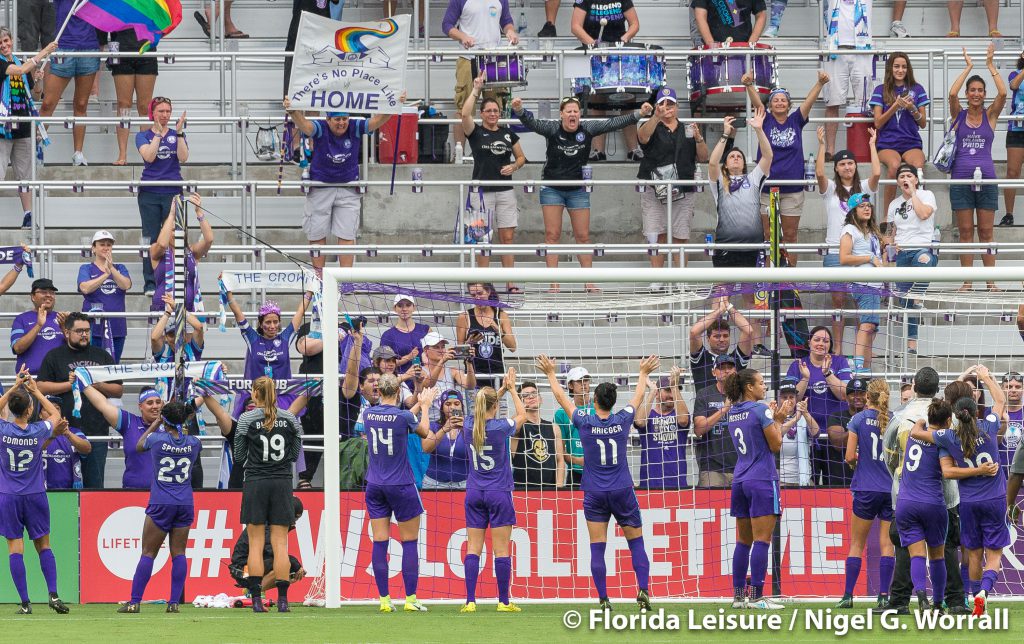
left=896, top=162, right=919, bottom=178
left=847, top=378, right=869, bottom=393
left=655, top=87, right=677, bottom=104
left=420, top=331, right=447, bottom=348
left=393, top=294, right=416, bottom=306
left=846, top=192, right=872, bottom=209
left=713, top=353, right=738, bottom=368
left=91, top=230, right=115, bottom=244
left=832, top=150, right=856, bottom=167
left=566, top=367, right=591, bottom=383
left=371, top=346, right=398, bottom=362
left=778, top=376, right=799, bottom=393
left=440, top=389, right=464, bottom=405
left=31, top=278, right=58, bottom=293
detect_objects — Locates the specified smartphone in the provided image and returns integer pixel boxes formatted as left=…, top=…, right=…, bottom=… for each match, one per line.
left=732, top=116, right=747, bottom=129
left=452, top=344, right=473, bottom=360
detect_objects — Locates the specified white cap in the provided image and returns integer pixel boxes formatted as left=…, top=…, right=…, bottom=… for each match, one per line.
left=566, top=367, right=591, bottom=383
left=393, top=293, right=416, bottom=306
left=420, top=331, right=447, bottom=348
left=92, top=230, right=116, bottom=244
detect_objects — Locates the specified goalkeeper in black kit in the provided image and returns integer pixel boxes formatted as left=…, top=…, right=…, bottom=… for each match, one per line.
left=229, top=497, right=307, bottom=593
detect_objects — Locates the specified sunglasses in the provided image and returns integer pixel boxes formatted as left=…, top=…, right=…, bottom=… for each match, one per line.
left=1004, top=372, right=1023, bottom=383
left=559, top=97, right=581, bottom=108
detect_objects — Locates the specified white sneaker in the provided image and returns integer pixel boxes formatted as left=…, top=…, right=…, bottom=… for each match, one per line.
left=747, top=597, right=785, bottom=610
left=889, top=21, right=909, bottom=38
left=762, top=26, right=779, bottom=38
left=72, top=151, right=88, bottom=166
left=731, top=599, right=747, bottom=609
left=649, top=282, right=665, bottom=293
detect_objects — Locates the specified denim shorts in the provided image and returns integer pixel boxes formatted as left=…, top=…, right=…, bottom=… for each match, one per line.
left=822, top=253, right=841, bottom=268
left=853, top=290, right=881, bottom=326
left=949, top=183, right=998, bottom=211
left=50, top=50, right=101, bottom=78
left=539, top=186, right=590, bottom=210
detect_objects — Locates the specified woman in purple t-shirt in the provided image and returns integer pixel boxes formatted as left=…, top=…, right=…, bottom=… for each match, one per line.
left=78, top=230, right=132, bottom=362
left=741, top=69, right=829, bottom=263
left=869, top=53, right=930, bottom=214
left=379, top=294, right=432, bottom=376
left=948, top=43, right=1006, bottom=291
left=148, top=193, right=213, bottom=311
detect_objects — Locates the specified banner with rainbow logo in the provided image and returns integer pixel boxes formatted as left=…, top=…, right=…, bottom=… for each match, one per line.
left=287, top=12, right=410, bottom=114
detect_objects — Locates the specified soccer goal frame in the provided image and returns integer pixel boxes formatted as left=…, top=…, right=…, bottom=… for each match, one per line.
left=318, top=265, right=1024, bottom=608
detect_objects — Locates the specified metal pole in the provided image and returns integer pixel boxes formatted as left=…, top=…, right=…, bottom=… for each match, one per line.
left=322, top=270, right=341, bottom=608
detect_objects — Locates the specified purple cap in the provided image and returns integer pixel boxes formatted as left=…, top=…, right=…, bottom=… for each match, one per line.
left=655, top=87, right=677, bottom=104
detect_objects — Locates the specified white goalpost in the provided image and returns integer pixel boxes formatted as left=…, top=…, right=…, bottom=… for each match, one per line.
left=316, top=265, right=1024, bottom=609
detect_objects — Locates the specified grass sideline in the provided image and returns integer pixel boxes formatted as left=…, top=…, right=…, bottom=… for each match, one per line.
left=0, top=602, right=1020, bottom=642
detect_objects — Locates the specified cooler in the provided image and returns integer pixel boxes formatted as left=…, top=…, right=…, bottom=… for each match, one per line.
left=377, top=107, right=420, bottom=164
left=846, top=114, right=871, bottom=163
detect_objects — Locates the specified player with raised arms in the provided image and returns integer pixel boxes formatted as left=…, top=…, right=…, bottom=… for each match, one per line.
left=116, top=400, right=201, bottom=614
left=0, top=368, right=69, bottom=615
left=538, top=353, right=658, bottom=612
left=235, top=376, right=303, bottom=613
left=725, top=368, right=791, bottom=610
left=364, top=376, right=438, bottom=613
left=840, top=379, right=896, bottom=608
left=459, top=368, right=528, bottom=613
left=911, top=397, right=1006, bottom=615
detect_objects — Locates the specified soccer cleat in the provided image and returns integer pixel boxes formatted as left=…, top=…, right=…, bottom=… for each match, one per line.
left=876, top=594, right=889, bottom=608
left=277, top=598, right=290, bottom=613
left=836, top=594, right=854, bottom=609
left=251, top=596, right=267, bottom=613
left=948, top=602, right=971, bottom=615
left=116, top=602, right=139, bottom=614
left=636, top=589, right=652, bottom=612
left=403, top=595, right=427, bottom=612
left=748, top=597, right=785, bottom=610
left=915, top=591, right=931, bottom=612
left=496, top=602, right=522, bottom=612
left=731, top=598, right=747, bottom=609
left=889, top=21, right=909, bottom=38
left=599, top=597, right=613, bottom=612
left=166, top=603, right=179, bottom=613
left=460, top=602, right=477, bottom=613
left=48, top=597, right=69, bottom=614
left=537, top=22, right=556, bottom=38
left=379, top=595, right=394, bottom=613
left=16, top=602, right=31, bottom=615
left=973, top=590, right=987, bottom=616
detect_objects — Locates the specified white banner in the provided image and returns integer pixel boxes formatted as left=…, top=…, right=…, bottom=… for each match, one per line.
left=286, top=12, right=410, bottom=114
left=220, top=269, right=321, bottom=293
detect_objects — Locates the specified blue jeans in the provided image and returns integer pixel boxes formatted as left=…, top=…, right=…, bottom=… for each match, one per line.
left=81, top=440, right=108, bottom=489
left=895, top=248, right=937, bottom=340
left=138, top=191, right=177, bottom=291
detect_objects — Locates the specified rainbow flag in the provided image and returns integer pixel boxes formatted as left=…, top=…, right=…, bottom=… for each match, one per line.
left=74, top=0, right=183, bottom=51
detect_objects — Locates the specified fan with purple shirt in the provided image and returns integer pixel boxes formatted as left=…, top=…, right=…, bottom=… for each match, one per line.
left=1000, top=371, right=1023, bottom=476
left=147, top=194, right=213, bottom=309
left=82, top=385, right=167, bottom=489
left=42, top=424, right=89, bottom=490
left=363, top=379, right=436, bottom=613
left=0, top=371, right=70, bottom=615
left=78, top=230, right=131, bottom=362
left=723, top=368, right=789, bottom=610
left=10, top=278, right=65, bottom=376
left=633, top=369, right=691, bottom=489
left=380, top=294, right=432, bottom=376
left=116, top=400, right=201, bottom=615
left=539, top=353, right=657, bottom=612
left=459, top=369, right=527, bottom=612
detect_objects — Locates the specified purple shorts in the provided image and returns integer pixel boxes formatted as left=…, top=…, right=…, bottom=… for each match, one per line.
left=465, top=488, right=517, bottom=529
left=895, top=499, right=947, bottom=547
left=365, top=483, right=423, bottom=523
left=852, top=490, right=895, bottom=522
left=146, top=503, right=195, bottom=533
left=0, top=493, right=50, bottom=540
left=582, top=488, right=642, bottom=528
left=959, top=498, right=1012, bottom=550
left=730, top=479, right=781, bottom=518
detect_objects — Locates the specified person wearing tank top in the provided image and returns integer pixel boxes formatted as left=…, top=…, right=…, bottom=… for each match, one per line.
left=456, top=283, right=517, bottom=390
left=947, top=43, right=1007, bottom=291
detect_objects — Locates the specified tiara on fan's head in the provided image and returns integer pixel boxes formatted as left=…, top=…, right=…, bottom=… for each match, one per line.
left=259, top=300, right=281, bottom=317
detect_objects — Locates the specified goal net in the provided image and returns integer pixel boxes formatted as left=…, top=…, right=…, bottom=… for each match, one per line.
left=305, top=266, right=1024, bottom=607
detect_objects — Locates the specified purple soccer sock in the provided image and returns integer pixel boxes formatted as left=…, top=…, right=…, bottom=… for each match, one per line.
left=495, top=556, right=512, bottom=605
left=464, top=554, right=480, bottom=603
left=981, top=569, right=998, bottom=594
left=844, top=556, right=862, bottom=596
left=971, top=579, right=982, bottom=596
left=878, top=556, right=895, bottom=596
left=9, top=554, right=29, bottom=603
left=929, top=558, right=947, bottom=605
left=750, top=541, right=771, bottom=597
left=627, top=537, right=650, bottom=591
left=401, top=540, right=419, bottom=597
left=371, top=541, right=390, bottom=597
left=38, top=548, right=58, bottom=595
left=169, top=555, right=186, bottom=604
left=909, top=556, right=927, bottom=593
left=732, top=542, right=752, bottom=597
left=590, top=542, right=608, bottom=598
left=961, top=563, right=971, bottom=594
left=130, top=555, right=155, bottom=605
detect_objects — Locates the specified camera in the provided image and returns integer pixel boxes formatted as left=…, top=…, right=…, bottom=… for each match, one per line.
left=452, top=344, right=473, bottom=360
left=341, top=314, right=368, bottom=333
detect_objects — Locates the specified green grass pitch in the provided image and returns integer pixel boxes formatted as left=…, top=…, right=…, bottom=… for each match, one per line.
left=0, top=602, right=1022, bottom=643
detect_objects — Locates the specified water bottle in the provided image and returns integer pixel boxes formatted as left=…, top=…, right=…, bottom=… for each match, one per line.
left=694, top=164, right=704, bottom=193
left=804, top=155, right=815, bottom=192
left=300, top=164, right=311, bottom=194
left=972, top=167, right=982, bottom=193
left=454, top=142, right=464, bottom=165
left=705, top=232, right=714, bottom=256
left=518, top=11, right=527, bottom=35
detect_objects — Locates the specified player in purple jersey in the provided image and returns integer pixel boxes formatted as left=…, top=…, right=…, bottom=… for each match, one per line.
left=461, top=368, right=527, bottom=613
left=117, top=401, right=201, bottom=614
left=898, top=400, right=956, bottom=612
left=723, top=368, right=791, bottom=611
left=364, top=376, right=437, bottom=614
left=633, top=367, right=691, bottom=489
left=82, top=384, right=166, bottom=489
left=839, top=379, right=896, bottom=609
left=913, top=397, right=1006, bottom=617
left=539, top=353, right=659, bottom=612
left=0, top=369, right=69, bottom=614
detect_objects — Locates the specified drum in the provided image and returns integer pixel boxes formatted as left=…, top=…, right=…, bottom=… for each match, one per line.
left=474, top=53, right=527, bottom=89
left=687, top=42, right=777, bottom=111
left=573, top=43, right=666, bottom=103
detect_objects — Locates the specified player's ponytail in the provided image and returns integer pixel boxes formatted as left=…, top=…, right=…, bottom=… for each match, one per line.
left=867, top=379, right=890, bottom=432
left=723, top=369, right=758, bottom=403
left=161, top=401, right=192, bottom=433
left=953, top=397, right=980, bottom=460
left=472, top=386, right=497, bottom=452
left=252, top=376, right=277, bottom=431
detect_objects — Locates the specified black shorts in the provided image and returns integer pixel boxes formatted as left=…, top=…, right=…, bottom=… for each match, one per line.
left=1007, top=130, right=1024, bottom=149
left=240, top=478, right=295, bottom=526
left=108, top=57, right=159, bottom=76
left=712, top=249, right=763, bottom=268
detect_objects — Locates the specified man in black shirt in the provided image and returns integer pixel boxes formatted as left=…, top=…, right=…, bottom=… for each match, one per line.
left=37, top=312, right=121, bottom=489
left=511, top=381, right=565, bottom=489
left=823, top=377, right=867, bottom=487
left=692, top=0, right=767, bottom=45
left=689, top=299, right=754, bottom=394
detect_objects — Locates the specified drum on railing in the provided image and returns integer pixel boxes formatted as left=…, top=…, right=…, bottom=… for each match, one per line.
left=570, top=42, right=666, bottom=104
left=472, top=52, right=528, bottom=89
left=687, top=42, right=777, bottom=111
